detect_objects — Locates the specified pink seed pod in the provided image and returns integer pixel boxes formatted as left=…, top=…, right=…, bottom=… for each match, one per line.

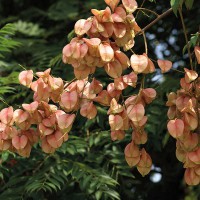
left=123, top=72, right=137, bottom=87
left=143, top=56, right=155, bottom=73
left=167, top=119, right=184, bottom=138
left=100, top=22, right=114, bottom=38
left=104, top=60, right=122, bottom=78
left=167, top=106, right=176, bottom=120
left=184, top=68, right=198, bottom=83
left=80, top=102, right=97, bottom=119
left=183, top=113, right=198, bottom=131
left=119, top=110, right=130, bottom=130
left=36, top=68, right=51, bottom=81
left=0, top=139, right=11, bottom=151
left=137, top=148, right=152, bottom=177
left=104, top=0, right=120, bottom=12
left=25, top=129, right=39, bottom=144
left=132, top=131, right=147, bottom=145
left=99, top=43, right=114, bottom=62
left=130, top=54, right=148, bottom=74
left=91, top=7, right=113, bottom=23
left=107, top=83, right=122, bottom=100
left=74, top=67, right=91, bottom=80
left=131, top=116, right=148, bottom=127
left=46, top=130, right=64, bottom=149
left=17, top=142, right=32, bottom=157
left=112, top=9, right=125, bottom=23
left=42, top=115, right=56, bottom=128
left=124, top=142, right=140, bottom=167
left=94, top=90, right=112, bottom=106
left=12, top=135, right=28, bottom=150
left=141, top=88, right=157, bottom=104
left=114, top=77, right=127, bottom=90
left=111, top=130, right=125, bottom=141
left=57, top=113, right=75, bottom=132
left=109, top=114, right=123, bottom=130
left=60, top=91, right=79, bottom=112
left=38, top=123, right=54, bottom=136
left=74, top=19, right=92, bottom=36
left=19, top=70, right=33, bottom=87
left=35, top=81, right=50, bottom=102
left=184, top=168, right=200, bottom=186
left=180, top=78, right=192, bottom=91
left=22, top=101, right=39, bottom=114
left=122, top=0, right=138, bottom=13
left=166, top=92, right=177, bottom=106
left=0, top=106, right=14, bottom=125
left=89, top=78, right=103, bottom=94
left=127, top=104, right=145, bottom=122
left=188, top=148, right=200, bottom=164
left=181, top=132, right=198, bottom=152
left=48, top=76, right=64, bottom=91
left=13, top=109, right=29, bottom=124
left=108, top=98, right=123, bottom=114
left=194, top=167, right=200, bottom=176
left=157, top=59, right=172, bottom=73
left=3, top=125, right=18, bottom=139
left=113, top=23, right=126, bottom=38
left=41, top=137, right=56, bottom=154
left=115, top=50, right=130, bottom=70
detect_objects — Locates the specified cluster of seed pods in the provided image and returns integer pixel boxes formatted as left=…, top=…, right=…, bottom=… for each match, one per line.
left=62, top=0, right=160, bottom=176
left=0, top=69, right=75, bottom=156
left=109, top=83, right=157, bottom=176
left=166, top=46, right=200, bottom=185
left=2, top=0, right=198, bottom=184
left=62, top=0, right=140, bottom=79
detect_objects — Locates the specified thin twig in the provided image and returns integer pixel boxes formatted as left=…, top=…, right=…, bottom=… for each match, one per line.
left=130, top=48, right=135, bottom=54
left=179, top=8, right=193, bottom=70
left=64, top=77, right=77, bottom=89
left=171, top=68, right=185, bottom=74
left=33, top=155, right=51, bottom=174
left=135, top=0, right=146, bottom=19
left=142, top=31, right=148, bottom=55
left=18, top=64, right=38, bottom=79
left=0, top=98, right=10, bottom=107
left=136, top=8, right=173, bottom=36
left=136, top=8, right=159, bottom=17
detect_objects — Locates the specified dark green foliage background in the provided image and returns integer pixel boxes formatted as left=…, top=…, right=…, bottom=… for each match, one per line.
left=0, top=0, right=199, bottom=199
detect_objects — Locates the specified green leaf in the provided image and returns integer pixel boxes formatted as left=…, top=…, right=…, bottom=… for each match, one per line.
left=183, top=33, right=199, bottom=54
left=79, top=174, right=92, bottom=191
left=95, top=190, right=103, bottom=200
left=1, top=152, right=9, bottom=162
left=185, top=0, right=194, bottom=10
left=190, top=34, right=198, bottom=46
left=104, top=190, right=120, bottom=200
left=170, top=0, right=183, bottom=16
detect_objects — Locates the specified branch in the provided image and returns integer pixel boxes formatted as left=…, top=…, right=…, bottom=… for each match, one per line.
left=179, top=8, right=193, bottom=70
left=136, top=8, right=173, bottom=35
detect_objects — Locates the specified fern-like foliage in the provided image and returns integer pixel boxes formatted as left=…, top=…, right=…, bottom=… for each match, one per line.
left=0, top=130, right=134, bottom=199
left=0, top=23, right=21, bottom=58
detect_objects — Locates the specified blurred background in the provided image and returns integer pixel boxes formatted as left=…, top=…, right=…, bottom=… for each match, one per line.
left=0, top=0, right=199, bottom=199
